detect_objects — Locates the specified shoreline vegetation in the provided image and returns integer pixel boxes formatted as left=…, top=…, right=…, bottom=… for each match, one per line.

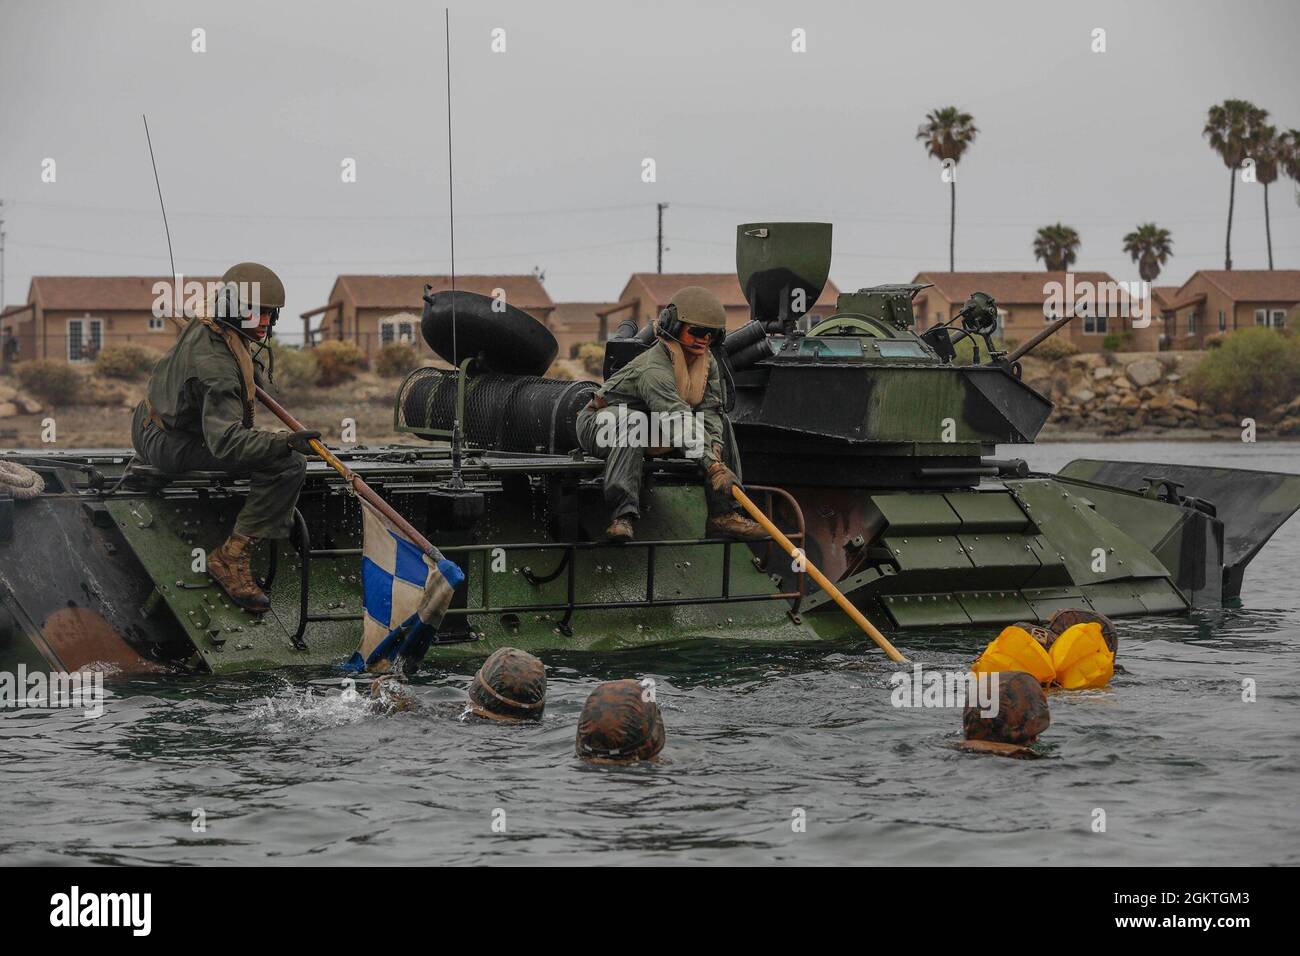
left=1, top=331, right=1298, bottom=448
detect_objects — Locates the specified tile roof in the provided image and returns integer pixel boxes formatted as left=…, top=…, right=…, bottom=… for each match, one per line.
left=332, top=274, right=554, bottom=310
left=912, top=271, right=1120, bottom=305
left=625, top=273, right=840, bottom=309
left=1180, top=270, right=1300, bottom=302
left=27, top=276, right=221, bottom=311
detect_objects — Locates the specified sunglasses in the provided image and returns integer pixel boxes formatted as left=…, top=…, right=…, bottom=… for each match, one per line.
left=681, top=324, right=717, bottom=340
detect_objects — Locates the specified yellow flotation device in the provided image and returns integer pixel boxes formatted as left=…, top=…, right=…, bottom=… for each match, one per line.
left=972, top=621, right=1114, bottom=690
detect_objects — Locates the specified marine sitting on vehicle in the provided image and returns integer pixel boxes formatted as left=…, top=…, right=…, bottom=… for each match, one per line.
left=575, top=286, right=766, bottom=543
left=131, top=262, right=320, bottom=612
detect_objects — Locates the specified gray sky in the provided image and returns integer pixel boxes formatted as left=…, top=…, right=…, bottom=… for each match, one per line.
left=2, top=0, right=1298, bottom=339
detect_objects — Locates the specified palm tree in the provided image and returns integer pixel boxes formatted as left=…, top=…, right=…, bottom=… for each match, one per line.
left=1255, top=125, right=1281, bottom=270
left=1281, top=129, right=1300, bottom=216
left=1033, top=223, right=1081, bottom=271
left=1203, top=99, right=1269, bottom=270
left=916, top=107, right=978, bottom=272
left=1122, top=223, right=1174, bottom=282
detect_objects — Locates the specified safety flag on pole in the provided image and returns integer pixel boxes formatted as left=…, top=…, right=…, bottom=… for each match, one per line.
left=342, top=498, right=465, bottom=673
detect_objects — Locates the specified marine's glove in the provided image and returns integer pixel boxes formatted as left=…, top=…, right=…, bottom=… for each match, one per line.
left=707, top=461, right=740, bottom=495
left=285, top=429, right=322, bottom=454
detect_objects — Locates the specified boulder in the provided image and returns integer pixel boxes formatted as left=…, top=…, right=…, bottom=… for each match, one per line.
left=1126, top=357, right=1162, bottom=387
left=16, top=396, right=41, bottom=414
left=1068, top=388, right=1096, bottom=404
left=1092, top=366, right=1114, bottom=381
left=0, top=384, right=16, bottom=402
left=0, top=402, right=17, bottom=418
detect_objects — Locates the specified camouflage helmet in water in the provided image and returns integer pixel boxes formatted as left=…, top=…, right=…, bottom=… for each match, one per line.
left=467, top=647, right=546, bottom=721
left=1046, top=608, right=1119, bottom=655
left=963, top=670, right=1051, bottom=746
left=575, top=678, right=665, bottom=763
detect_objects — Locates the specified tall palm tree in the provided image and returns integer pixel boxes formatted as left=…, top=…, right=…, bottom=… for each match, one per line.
left=916, top=107, right=978, bottom=272
left=1203, top=99, right=1269, bottom=270
left=1033, top=223, right=1081, bottom=271
left=1122, top=223, right=1174, bottom=282
left=1255, top=125, right=1281, bottom=270
left=1281, top=129, right=1300, bottom=214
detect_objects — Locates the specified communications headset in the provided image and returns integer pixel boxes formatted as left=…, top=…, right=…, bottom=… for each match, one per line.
left=216, top=281, right=279, bottom=385
left=654, top=304, right=737, bottom=412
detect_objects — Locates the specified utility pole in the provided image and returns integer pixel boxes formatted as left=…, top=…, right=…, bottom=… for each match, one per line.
left=656, top=202, right=668, bottom=274
left=0, top=200, right=6, bottom=312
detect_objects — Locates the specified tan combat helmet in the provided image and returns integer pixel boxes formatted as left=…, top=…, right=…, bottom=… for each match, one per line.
left=668, top=286, right=726, bottom=333
left=219, top=262, right=285, bottom=318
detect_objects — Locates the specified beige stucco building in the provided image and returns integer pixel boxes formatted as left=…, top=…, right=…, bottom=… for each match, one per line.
left=0, top=276, right=216, bottom=362
left=1152, top=270, right=1300, bottom=351
left=596, top=272, right=841, bottom=341
left=304, top=274, right=554, bottom=358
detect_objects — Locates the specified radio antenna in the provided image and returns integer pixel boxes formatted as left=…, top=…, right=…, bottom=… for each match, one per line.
left=443, top=7, right=466, bottom=489
left=142, top=114, right=177, bottom=290
left=444, top=8, right=457, bottom=363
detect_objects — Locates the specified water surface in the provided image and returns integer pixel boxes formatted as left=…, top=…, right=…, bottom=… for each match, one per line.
left=2, top=441, right=1297, bottom=865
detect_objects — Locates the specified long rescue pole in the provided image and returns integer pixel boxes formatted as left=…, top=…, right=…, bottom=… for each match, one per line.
left=731, top=485, right=908, bottom=663
left=253, top=387, right=444, bottom=558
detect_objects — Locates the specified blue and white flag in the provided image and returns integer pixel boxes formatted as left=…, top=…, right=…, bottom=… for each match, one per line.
left=343, top=498, right=465, bottom=674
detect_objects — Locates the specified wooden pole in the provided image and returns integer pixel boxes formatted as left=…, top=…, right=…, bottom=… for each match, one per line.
left=254, top=385, right=445, bottom=560
left=731, top=485, right=908, bottom=663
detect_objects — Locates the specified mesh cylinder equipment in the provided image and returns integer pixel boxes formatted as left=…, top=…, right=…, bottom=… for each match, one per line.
left=395, top=367, right=598, bottom=454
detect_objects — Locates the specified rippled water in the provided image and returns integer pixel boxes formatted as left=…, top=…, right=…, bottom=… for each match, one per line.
left=2, top=442, right=1298, bottom=865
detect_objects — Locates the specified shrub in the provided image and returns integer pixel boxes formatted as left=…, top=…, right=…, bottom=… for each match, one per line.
left=267, top=343, right=320, bottom=392
left=546, top=361, right=575, bottom=380
left=576, top=342, right=605, bottom=376
left=570, top=340, right=598, bottom=360
left=314, top=340, right=367, bottom=387
left=16, top=359, right=85, bottom=404
left=1184, top=327, right=1300, bottom=417
left=1031, top=336, right=1081, bottom=362
left=375, top=342, right=418, bottom=378
left=1101, top=331, right=1133, bottom=352
left=94, top=343, right=159, bottom=380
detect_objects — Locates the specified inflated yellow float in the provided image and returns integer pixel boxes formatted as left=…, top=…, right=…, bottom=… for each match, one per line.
left=972, top=621, right=1115, bottom=690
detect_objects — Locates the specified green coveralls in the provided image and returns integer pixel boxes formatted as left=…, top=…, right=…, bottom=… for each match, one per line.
left=131, top=319, right=305, bottom=540
left=575, top=340, right=742, bottom=520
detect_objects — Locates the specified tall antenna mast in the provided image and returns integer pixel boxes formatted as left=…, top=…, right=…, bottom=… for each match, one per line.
left=443, top=7, right=465, bottom=489
left=444, top=8, right=457, bottom=364
left=142, top=115, right=177, bottom=288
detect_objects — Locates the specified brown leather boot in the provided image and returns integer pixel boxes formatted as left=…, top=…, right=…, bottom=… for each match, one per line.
left=706, top=512, right=767, bottom=541
left=208, top=532, right=270, bottom=612
left=605, top=516, right=635, bottom=543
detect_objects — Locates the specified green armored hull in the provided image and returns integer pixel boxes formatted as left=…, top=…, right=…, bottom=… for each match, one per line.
left=2, top=446, right=1296, bottom=676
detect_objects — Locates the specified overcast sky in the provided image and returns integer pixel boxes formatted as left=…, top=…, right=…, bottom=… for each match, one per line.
left=1, top=0, right=1298, bottom=339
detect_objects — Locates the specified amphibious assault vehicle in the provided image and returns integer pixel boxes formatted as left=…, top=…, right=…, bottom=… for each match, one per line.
left=2, top=222, right=1298, bottom=675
